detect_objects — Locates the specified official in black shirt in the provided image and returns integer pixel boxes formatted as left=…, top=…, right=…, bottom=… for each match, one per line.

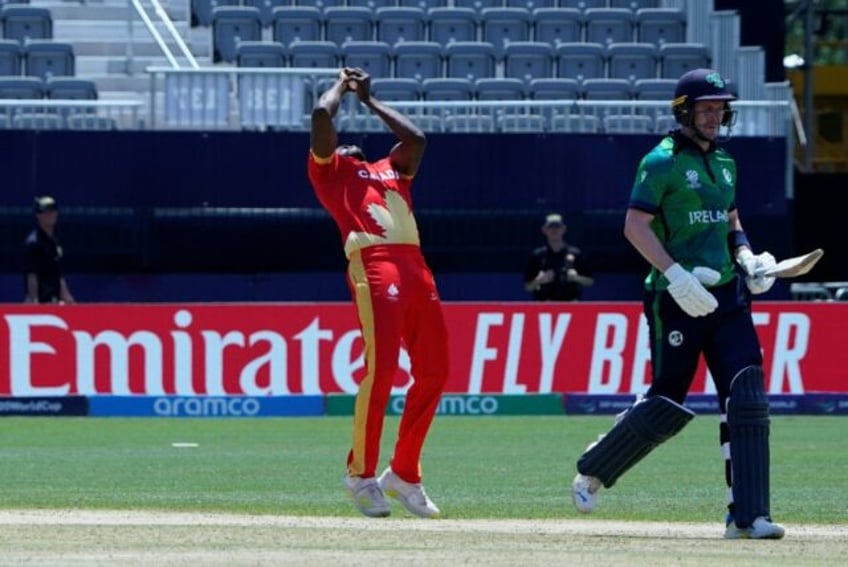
left=524, top=213, right=593, bottom=301
left=24, top=196, right=75, bottom=304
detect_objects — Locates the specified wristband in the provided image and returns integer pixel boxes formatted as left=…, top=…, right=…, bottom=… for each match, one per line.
left=728, top=229, right=750, bottom=250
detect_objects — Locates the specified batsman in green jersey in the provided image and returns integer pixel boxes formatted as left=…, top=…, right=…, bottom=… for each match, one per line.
left=571, top=69, right=785, bottom=540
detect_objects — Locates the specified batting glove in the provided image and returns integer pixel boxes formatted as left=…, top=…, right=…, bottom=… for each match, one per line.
left=665, top=263, right=719, bottom=317
left=736, top=249, right=776, bottom=295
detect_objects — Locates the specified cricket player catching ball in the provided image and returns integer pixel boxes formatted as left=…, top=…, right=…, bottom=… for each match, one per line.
left=308, top=67, right=448, bottom=519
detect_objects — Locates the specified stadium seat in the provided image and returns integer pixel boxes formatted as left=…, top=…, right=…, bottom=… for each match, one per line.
left=398, top=0, right=445, bottom=9
left=23, top=41, right=74, bottom=79
left=530, top=77, right=581, bottom=100
left=375, top=7, right=427, bottom=45
left=480, top=8, right=532, bottom=54
left=497, top=114, right=546, bottom=132
left=11, top=111, right=63, bottom=129
left=66, top=115, right=118, bottom=130
left=341, top=40, right=392, bottom=78
left=324, top=6, right=374, bottom=45
left=393, top=41, right=443, bottom=81
left=242, top=0, right=289, bottom=28
left=0, top=76, right=45, bottom=99
left=475, top=77, right=526, bottom=101
left=444, top=113, right=495, bottom=133
left=0, top=39, right=22, bottom=75
left=294, top=0, right=344, bottom=8
left=289, top=40, right=338, bottom=68
left=272, top=7, right=323, bottom=46
left=659, top=43, right=710, bottom=79
left=507, top=0, right=557, bottom=9
left=192, top=0, right=240, bottom=28
left=370, top=77, right=421, bottom=101
left=636, top=8, right=686, bottom=46
left=603, top=113, right=654, bottom=133
left=655, top=113, right=677, bottom=133
left=410, top=113, right=444, bottom=132
left=503, top=42, right=555, bottom=85
left=609, top=0, right=660, bottom=11
left=532, top=8, right=583, bottom=46
left=475, top=77, right=526, bottom=117
left=584, top=8, right=634, bottom=46
left=445, top=41, right=496, bottom=82
left=550, top=113, right=600, bottom=133
left=338, top=113, right=385, bottom=132
left=236, top=41, right=287, bottom=67
left=606, top=42, right=658, bottom=83
left=347, top=0, right=396, bottom=10
left=560, top=0, right=607, bottom=11
left=581, top=77, right=633, bottom=100
left=1, top=6, right=53, bottom=43
left=453, top=0, right=502, bottom=12
left=211, top=7, right=263, bottom=64
left=428, top=7, right=477, bottom=46
left=46, top=77, right=98, bottom=100
left=555, top=42, right=605, bottom=82
left=422, top=77, right=474, bottom=101
left=529, top=77, right=581, bottom=128
left=633, top=77, right=675, bottom=100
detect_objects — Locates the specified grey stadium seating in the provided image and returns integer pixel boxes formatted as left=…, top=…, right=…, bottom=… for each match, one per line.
left=323, top=6, right=373, bottom=45
left=23, top=40, right=75, bottom=79
left=375, top=7, right=426, bottom=45
left=236, top=41, right=287, bottom=67
left=393, top=41, right=443, bottom=81
left=211, top=6, right=263, bottom=63
left=272, top=6, right=323, bottom=46
left=532, top=8, right=583, bottom=46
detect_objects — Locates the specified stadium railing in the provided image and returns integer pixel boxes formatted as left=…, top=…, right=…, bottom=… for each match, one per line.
left=145, top=66, right=792, bottom=136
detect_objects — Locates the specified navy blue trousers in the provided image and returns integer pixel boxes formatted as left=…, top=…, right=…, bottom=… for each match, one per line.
left=643, top=275, right=763, bottom=407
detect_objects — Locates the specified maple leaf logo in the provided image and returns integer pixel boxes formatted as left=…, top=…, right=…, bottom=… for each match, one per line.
left=344, top=190, right=420, bottom=255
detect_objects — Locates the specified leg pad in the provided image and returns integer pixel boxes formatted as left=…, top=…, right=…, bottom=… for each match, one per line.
left=727, top=366, right=771, bottom=527
left=577, top=396, right=695, bottom=488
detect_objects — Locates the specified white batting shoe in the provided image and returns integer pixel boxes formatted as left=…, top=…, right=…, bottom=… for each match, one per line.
left=724, top=516, right=786, bottom=540
left=344, top=474, right=390, bottom=518
left=571, top=473, right=602, bottom=513
left=378, top=467, right=441, bottom=518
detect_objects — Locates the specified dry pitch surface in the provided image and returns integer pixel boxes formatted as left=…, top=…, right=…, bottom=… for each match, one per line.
left=1, top=511, right=846, bottom=566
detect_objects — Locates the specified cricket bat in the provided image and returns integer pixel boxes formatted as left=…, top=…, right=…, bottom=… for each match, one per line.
left=755, top=248, right=824, bottom=278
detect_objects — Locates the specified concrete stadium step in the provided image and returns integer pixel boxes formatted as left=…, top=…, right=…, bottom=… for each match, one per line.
left=54, top=20, right=191, bottom=41
left=76, top=55, right=211, bottom=76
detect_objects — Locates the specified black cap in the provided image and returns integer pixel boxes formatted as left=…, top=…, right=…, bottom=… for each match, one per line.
left=34, top=195, right=58, bottom=213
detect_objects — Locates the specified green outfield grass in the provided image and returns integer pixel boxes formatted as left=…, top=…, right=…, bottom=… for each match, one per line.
left=0, top=415, right=845, bottom=524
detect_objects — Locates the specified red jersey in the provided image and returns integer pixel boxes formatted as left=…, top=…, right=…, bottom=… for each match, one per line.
left=308, top=151, right=422, bottom=259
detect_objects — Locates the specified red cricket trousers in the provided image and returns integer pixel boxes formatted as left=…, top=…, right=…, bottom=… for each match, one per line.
left=345, top=244, right=449, bottom=483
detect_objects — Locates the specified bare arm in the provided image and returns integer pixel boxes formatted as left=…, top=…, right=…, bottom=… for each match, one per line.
left=310, top=70, right=350, bottom=159
left=25, top=273, right=38, bottom=303
left=623, top=208, right=676, bottom=272
left=348, top=68, right=426, bottom=177
left=59, top=277, right=75, bottom=304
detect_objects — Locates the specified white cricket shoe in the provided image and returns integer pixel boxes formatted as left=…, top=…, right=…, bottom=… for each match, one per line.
left=378, top=467, right=441, bottom=518
left=344, top=474, right=390, bottom=518
left=571, top=473, right=602, bottom=513
left=724, top=516, right=786, bottom=540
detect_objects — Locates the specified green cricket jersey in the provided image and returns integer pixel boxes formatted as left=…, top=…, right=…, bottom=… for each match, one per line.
left=629, top=133, right=739, bottom=291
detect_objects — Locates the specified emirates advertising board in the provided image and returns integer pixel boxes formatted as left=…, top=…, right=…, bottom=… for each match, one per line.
left=0, top=302, right=845, bottom=397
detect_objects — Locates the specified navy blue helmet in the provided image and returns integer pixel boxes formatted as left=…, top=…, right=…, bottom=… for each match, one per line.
left=672, top=68, right=736, bottom=126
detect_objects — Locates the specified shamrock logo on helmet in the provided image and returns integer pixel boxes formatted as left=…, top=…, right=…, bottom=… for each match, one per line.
left=705, top=72, right=725, bottom=88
